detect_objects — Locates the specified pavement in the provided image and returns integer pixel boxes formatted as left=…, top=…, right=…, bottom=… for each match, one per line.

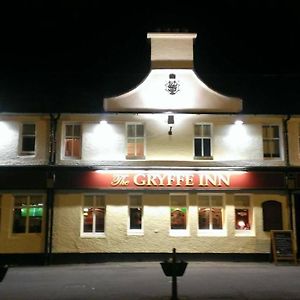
left=1, top=261, right=300, bottom=299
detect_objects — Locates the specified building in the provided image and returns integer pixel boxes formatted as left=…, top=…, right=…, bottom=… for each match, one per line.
left=0, top=32, right=300, bottom=264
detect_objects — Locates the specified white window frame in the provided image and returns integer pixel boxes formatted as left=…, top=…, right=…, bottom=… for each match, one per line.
left=62, top=123, right=82, bottom=160
left=12, top=194, right=45, bottom=234
left=262, top=124, right=282, bottom=159
left=234, top=194, right=255, bottom=237
left=194, top=123, right=213, bottom=160
left=81, top=194, right=106, bottom=238
left=169, top=193, right=189, bottom=237
left=19, top=123, right=36, bottom=156
left=126, top=122, right=145, bottom=159
left=127, top=194, right=144, bottom=236
left=197, top=193, right=226, bottom=236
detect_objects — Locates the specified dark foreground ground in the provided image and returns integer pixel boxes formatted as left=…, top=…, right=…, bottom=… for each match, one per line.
left=1, top=261, right=300, bottom=299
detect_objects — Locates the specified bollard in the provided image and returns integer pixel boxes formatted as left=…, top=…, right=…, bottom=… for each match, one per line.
left=160, top=248, right=188, bottom=300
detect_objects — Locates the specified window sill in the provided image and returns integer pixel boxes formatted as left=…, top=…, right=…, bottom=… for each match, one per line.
left=80, top=233, right=106, bottom=238
left=169, top=229, right=190, bottom=237
left=194, top=156, right=213, bottom=160
left=235, top=230, right=255, bottom=237
left=198, top=230, right=227, bottom=237
left=127, top=230, right=144, bottom=236
left=126, top=155, right=145, bottom=160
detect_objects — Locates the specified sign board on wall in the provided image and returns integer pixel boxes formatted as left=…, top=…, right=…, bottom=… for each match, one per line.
left=54, top=170, right=286, bottom=190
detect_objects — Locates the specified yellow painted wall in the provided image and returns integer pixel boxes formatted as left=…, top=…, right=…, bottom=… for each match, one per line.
left=51, top=191, right=288, bottom=254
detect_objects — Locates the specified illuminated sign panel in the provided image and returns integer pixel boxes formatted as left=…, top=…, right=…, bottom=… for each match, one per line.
left=55, top=170, right=286, bottom=190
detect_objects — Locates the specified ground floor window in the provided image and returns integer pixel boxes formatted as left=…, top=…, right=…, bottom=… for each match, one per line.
left=82, top=195, right=105, bottom=236
left=234, top=194, right=253, bottom=235
left=13, top=195, right=44, bottom=234
left=128, top=194, right=143, bottom=235
left=198, top=194, right=224, bottom=235
left=170, top=194, right=188, bottom=236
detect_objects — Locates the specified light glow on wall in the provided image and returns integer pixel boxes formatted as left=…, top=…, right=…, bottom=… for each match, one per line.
left=0, top=121, right=14, bottom=149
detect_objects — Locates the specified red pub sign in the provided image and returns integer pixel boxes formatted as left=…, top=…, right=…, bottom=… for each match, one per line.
left=55, top=170, right=286, bottom=190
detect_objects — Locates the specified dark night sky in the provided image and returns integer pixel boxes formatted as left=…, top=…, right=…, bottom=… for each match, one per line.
left=0, top=1, right=300, bottom=114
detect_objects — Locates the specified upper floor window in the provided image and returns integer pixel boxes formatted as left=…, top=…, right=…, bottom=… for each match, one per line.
left=198, top=194, right=224, bottom=232
left=20, top=123, right=36, bottom=155
left=128, top=194, right=143, bottom=235
left=262, top=125, right=280, bottom=158
left=64, top=124, right=81, bottom=159
left=194, top=124, right=212, bottom=159
left=82, top=195, right=105, bottom=236
left=12, top=195, right=44, bottom=234
left=126, top=123, right=145, bottom=159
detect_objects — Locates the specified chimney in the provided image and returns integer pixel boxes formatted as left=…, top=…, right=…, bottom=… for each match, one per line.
left=147, top=32, right=197, bottom=69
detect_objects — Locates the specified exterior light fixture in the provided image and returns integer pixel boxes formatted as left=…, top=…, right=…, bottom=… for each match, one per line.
left=234, top=120, right=244, bottom=125
left=168, top=115, right=174, bottom=135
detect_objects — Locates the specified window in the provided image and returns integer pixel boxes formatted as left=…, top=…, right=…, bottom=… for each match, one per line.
left=198, top=194, right=224, bottom=232
left=64, top=124, right=81, bottom=159
left=13, top=195, right=44, bottom=234
left=234, top=195, right=252, bottom=233
left=170, top=194, right=188, bottom=235
left=126, top=123, right=145, bottom=159
left=128, top=194, right=143, bottom=234
left=82, top=195, right=105, bottom=236
left=20, top=123, right=36, bottom=155
left=263, top=125, right=280, bottom=158
left=262, top=200, right=283, bottom=231
left=194, top=124, right=212, bottom=159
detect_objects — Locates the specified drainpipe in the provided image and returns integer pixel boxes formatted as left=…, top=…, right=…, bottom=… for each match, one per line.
left=49, top=113, right=60, bottom=165
left=44, top=113, right=60, bottom=265
left=283, top=115, right=295, bottom=234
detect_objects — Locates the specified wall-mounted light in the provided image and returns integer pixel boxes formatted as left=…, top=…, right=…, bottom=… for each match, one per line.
left=234, top=120, right=244, bottom=125
left=168, top=115, right=174, bottom=135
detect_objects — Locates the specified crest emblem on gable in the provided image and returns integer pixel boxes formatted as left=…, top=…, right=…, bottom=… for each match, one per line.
left=165, top=73, right=180, bottom=95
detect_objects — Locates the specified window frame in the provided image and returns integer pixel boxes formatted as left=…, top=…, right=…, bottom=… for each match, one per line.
left=126, top=122, right=145, bottom=159
left=81, top=194, right=106, bottom=238
left=63, top=123, right=82, bottom=160
left=262, top=124, right=282, bottom=159
left=234, top=194, right=255, bottom=237
left=12, top=194, right=45, bottom=235
left=197, top=193, right=226, bottom=236
left=194, top=123, right=213, bottom=160
left=169, top=193, right=189, bottom=237
left=19, top=123, right=36, bottom=156
left=127, top=194, right=144, bottom=236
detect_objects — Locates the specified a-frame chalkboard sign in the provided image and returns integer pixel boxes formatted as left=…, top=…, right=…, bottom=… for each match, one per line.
left=271, top=230, right=297, bottom=264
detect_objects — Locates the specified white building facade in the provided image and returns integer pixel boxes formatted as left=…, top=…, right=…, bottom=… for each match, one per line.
left=0, top=32, right=299, bottom=264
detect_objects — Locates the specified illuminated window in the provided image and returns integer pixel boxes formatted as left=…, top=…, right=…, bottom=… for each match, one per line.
left=128, top=194, right=143, bottom=234
left=170, top=194, right=188, bottom=231
left=263, top=125, right=280, bottom=158
left=194, top=124, right=212, bottom=159
left=82, top=195, right=105, bottom=236
left=235, top=195, right=252, bottom=231
left=64, top=124, right=81, bottom=159
left=198, top=194, right=223, bottom=231
left=13, top=195, right=44, bottom=234
left=20, top=123, right=36, bottom=155
left=126, top=123, right=145, bottom=159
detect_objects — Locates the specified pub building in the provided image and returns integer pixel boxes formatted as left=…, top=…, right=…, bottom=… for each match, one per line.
left=1, top=32, right=300, bottom=264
